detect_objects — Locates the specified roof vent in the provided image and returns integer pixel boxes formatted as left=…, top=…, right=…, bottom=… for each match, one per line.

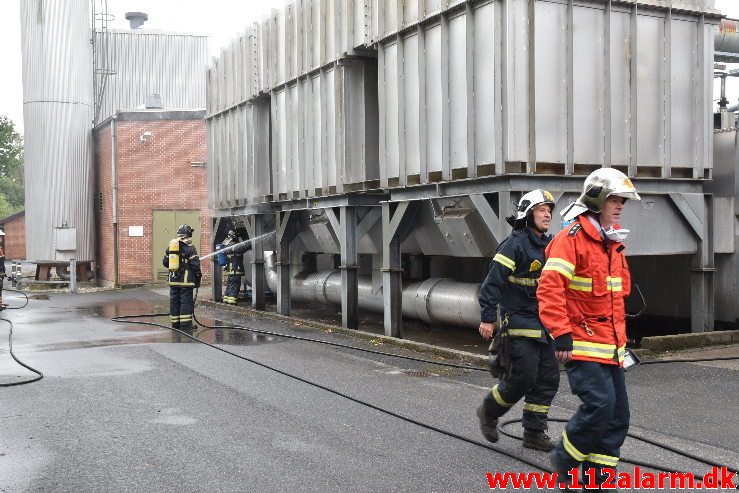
left=145, top=94, right=164, bottom=109
left=124, top=12, right=148, bottom=29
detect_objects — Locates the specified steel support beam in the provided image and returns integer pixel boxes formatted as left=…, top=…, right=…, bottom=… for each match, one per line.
left=211, top=217, right=223, bottom=303
left=469, top=193, right=509, bottom=244
left=669, top=193, right=715, bottom=332
left=245, top=214, right=266, bottom=310
left=275, top=210, right=301, bottom=315
left=340, top=206, right=359, bottom=329
left=382, top=201, right=421, bottom=337
left=690, top=195, right=715, bottom=332
left=389, top=175, right=703, bottom=202
left=356, top=207, right=382, bottom=242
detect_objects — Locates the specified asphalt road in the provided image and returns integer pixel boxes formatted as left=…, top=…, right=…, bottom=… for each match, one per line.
left=0, top=288, right=736, bottom=492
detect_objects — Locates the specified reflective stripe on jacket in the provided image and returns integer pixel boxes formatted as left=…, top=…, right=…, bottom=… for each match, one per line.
left=479, top=227, right=551, bottom=341
left=537, top=216, right=631, bottom=366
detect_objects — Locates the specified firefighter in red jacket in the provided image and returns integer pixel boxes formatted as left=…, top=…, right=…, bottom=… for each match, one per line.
left=537, top=168, right=640, bottom=489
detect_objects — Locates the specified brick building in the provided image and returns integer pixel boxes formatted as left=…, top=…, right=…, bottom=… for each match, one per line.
left=0, top=210, right=26, bottom=260
left=94, top=110, right=212, bottom=286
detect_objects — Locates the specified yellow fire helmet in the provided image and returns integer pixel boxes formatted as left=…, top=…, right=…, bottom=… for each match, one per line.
left=561, top=168, right=641, bottom=223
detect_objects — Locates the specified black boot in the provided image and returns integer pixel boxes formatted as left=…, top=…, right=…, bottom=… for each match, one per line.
left=523, top=429, right=555, bottom=451
left=476, top=405, right=499, bottom=443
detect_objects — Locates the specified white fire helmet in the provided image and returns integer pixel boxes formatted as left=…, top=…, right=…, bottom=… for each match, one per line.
left=513, top=189, right=556, bottom=221
left=561, top=168, right=641, bottom=223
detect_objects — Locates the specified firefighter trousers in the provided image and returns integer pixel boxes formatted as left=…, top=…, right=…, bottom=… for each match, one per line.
left=482, top=337, right=560, bottom=431
left=169, top=286, right=194, bottom=329
left=224, top=275, right=242, bottom=304
left=553, top=361, right=629, bottom=481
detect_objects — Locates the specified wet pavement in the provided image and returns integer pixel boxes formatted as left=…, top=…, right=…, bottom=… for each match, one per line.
left=0, top=287, right=736, bottom=492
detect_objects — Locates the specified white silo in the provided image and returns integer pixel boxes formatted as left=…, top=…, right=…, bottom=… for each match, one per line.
left=20, top=0, right=95, bottom=262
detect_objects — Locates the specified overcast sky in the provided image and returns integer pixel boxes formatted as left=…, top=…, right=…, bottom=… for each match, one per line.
left=2, top=0, right=739, bottom=134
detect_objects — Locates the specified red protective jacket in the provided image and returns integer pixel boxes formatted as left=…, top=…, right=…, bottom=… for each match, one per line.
left=537, top=215, right=631, bottom=366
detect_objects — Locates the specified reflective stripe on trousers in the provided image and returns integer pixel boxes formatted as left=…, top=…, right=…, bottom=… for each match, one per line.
left=554, top=361, right=629, bottom=472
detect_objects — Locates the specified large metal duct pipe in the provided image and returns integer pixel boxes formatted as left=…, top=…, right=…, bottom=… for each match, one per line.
left=716, top=19, right=739, bottom=55
left=20, top=0, right=95, bottom=261
left=264, top=254, right=481, bottom=328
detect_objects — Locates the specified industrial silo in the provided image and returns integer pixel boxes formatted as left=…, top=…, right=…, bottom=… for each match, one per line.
left=20, top=0, right=95, bottom=262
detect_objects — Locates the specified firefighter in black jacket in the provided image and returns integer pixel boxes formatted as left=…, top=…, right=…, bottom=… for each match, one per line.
left=221, top=229, right=250, bottom=305
left=163, top=224, right=201, bottom=329
left=476, top=189, right=560, bottom=451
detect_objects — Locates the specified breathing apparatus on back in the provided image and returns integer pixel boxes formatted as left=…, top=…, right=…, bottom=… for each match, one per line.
left=168, top=224, right=194, bottom=273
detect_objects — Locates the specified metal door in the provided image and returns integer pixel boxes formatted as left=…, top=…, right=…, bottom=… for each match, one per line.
left=152, top=210, right=201, bottom=282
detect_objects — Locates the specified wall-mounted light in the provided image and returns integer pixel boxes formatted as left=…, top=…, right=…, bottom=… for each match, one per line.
left=140, top=131, right=153, bottom=144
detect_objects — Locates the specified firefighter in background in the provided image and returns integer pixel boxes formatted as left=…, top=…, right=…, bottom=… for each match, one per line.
left=476, top=189, right=560, bottom=452
left=538, top=168, right=640, bottom=488
left=221, top=229, right=250, bottom=305
left=162, top=224, right=201, bottom=330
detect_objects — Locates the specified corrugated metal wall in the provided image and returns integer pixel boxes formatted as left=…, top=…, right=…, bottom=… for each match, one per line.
left=21, top=0, right=95, bottom=261
left=206, top=0, right=720, bottom=209
left=378, top=0, right=715, bottom=184
left=94, top=30, right=209, bottom=123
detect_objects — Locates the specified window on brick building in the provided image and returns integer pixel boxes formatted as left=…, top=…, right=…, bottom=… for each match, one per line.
left=94, top=193, right=103, bottom=214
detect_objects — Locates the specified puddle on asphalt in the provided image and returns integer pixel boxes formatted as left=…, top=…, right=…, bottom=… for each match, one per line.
left=28, top=332, right=196, bottom=352
left=78, top=302, right=170, bottom=319
left=28, top=294, right=50, bottom=300
left=18, top=296, right=282, bottom=351
left=195, top=327, right=278, bottom=346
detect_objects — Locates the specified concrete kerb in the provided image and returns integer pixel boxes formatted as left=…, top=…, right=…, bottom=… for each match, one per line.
left=197, top=299, right=490, bottom=368
left=196, top=299, right=739, bottom=365
left=640, top=330, right=739, bottom=352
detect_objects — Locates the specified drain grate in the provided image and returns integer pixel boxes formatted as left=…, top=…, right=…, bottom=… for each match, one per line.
left=402, top=370, right=433, bottom=378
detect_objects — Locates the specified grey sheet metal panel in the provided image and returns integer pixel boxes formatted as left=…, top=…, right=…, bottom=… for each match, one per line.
left=372, top=0, right=716, bottom=42
left=21, top=0, right=95, bottom=261
left=548, top=193, right=699, bottom=255
left=258, top=17, right=273, bottom=93
left=206, top=0, right=371, bottom=99
left=269, top=0, right=371, bottom=90
left=208, top=99, right=272, bottom=210
left=249, top=101, right=273, bottom=204
left=379, top=0, right=717, bottom=185
left=270, top=61, right=378, bottom=199
left=93, top=30, right=208, bottom=124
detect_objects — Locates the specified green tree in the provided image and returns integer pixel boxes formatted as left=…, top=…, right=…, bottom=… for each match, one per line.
left=0, top=115, right=24, bottom=216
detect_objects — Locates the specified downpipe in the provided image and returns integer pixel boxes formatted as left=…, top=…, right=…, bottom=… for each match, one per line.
left=264, top=253, right=480, bottom=328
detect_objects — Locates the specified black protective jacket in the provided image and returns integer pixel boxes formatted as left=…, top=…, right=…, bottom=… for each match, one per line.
left=163, top=237, right=201, bottom=287
left=222, top=237, right=250, bottom=276
left=479, top=227, right=551, bottom=342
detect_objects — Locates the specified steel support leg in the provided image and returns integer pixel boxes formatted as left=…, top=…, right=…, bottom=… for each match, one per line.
left=670, top=193, right=715, bottom=332
left=339, top=206, right=359, bottom=329
left=276, top=211, right=300, bottom=316
left=247, top=215, right=266, bottom=310
left=212, top=258, right=223, bottom=302
left=212, top=217, right=223, bottom=302
left=382, top=201, right=421, bottom=338
left=691, top=195, right=715, bottom=332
